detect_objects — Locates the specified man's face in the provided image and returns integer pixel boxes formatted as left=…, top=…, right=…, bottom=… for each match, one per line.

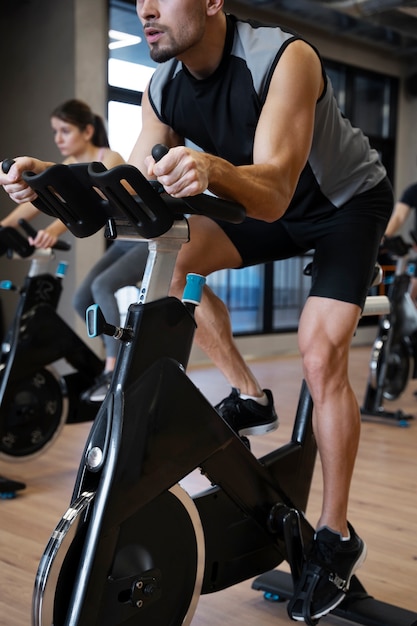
left=136, top=0, right=207, bottom=63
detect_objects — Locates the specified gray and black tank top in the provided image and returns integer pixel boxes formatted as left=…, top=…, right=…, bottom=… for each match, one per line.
left=148, top=14, right=386, bottom=221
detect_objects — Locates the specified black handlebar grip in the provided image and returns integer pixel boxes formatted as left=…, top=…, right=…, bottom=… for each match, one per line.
left=1, top=159, right=15, bottom=174
left=1, top=158, right=58, bottom=220
left=151, top=144, right=169, bottom=162
left=18, top=218, right=71, bottom=252
left=150, top=144, right=246, bottom=224
left=0, top=160, right=71, bottom=250
left=49, top=238, right=72, bottom=251
left=410, top=231, right=417, bottom=246
left=18, top=218, right=38, bottom=239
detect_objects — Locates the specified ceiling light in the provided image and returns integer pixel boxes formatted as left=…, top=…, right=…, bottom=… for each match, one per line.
left=109, top=29, right=142, bottom=50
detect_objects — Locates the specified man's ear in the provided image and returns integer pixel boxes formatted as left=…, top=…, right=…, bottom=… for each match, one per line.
left=207, top=0, right=224, bottom=17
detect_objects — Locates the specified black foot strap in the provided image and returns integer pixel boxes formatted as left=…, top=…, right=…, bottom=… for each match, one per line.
left=287, top=563, right=321, bottom=625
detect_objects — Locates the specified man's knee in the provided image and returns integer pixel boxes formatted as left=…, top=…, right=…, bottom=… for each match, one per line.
left=302, top=342, right=349, bottom=399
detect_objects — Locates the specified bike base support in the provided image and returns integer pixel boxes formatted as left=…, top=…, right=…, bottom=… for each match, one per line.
left=252, top=569, right=417, bottom=626
left=361, top=406, right=413, bottom=426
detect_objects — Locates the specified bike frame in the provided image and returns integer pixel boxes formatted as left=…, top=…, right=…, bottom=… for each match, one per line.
left=22, top=160, right=417, bottom=626
left=0, top=227, right=103, bottom=459
left=362, top=236, right=417, bottom=423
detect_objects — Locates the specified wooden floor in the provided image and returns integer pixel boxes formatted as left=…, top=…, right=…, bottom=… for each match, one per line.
left=1, top=346, right=416, bottom=625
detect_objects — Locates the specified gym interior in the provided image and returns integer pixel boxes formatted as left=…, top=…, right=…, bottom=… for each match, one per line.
left=1, top=1, right=417, bottom=625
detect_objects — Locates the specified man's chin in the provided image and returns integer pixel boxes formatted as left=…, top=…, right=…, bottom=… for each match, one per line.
left=150, top=45, right=176, bottom=64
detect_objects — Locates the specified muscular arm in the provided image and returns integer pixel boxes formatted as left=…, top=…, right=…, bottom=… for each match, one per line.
left=146, top=40, right=323, bottom=222
left=129, top=87, right=183, bottom=175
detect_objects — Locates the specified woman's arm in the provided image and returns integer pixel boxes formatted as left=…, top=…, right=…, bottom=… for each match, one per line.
left=102, top=149, right=125, bottom=169
left=0, top=201, right=40, bottom=228
left=384, top=201, right=410, bottom=237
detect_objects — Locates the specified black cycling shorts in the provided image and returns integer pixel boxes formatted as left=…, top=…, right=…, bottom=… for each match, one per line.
left=215, top=177, right=393, bottom=310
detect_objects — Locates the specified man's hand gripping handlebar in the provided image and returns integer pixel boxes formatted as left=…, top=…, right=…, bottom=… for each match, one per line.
left=2, top=146, right=246, bottom=240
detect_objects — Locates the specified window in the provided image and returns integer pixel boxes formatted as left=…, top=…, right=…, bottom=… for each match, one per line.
left=107, top=0, right=156, bottom=159
left=325, top=60, right=398, bottom=183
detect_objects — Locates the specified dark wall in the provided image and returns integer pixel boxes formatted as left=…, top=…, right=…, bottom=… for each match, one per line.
left=0, top=0, right=108, bottom=349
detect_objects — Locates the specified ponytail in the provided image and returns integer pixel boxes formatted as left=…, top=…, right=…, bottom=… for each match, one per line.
left=92, top=114, right=110, bottom=147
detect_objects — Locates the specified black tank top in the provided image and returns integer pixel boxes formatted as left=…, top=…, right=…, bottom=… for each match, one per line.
left=148, top=14, right=386, bottom=221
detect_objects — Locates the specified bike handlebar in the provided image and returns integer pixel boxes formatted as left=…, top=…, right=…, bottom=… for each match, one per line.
left=0, top=220, right=71, bottom=258
left=2, top=158, right=56, bottom=217
left=409, top=231, right=417, bottom=248
left=382, top=235, right=412, bottom=257
left=1, top=160, right=70, bottom=251
left=0, top=225, right=34, bottom=258
left=2, top=147, right=246, bottom=240
left=1, top=159, right=15, bottom=174
left=17, top=219, right=71, bottom=251
left=150, top=144, right=246, bottom=225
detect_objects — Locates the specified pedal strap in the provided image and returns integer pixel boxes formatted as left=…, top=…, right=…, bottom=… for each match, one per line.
left=287, top=562, right=322, bottom=626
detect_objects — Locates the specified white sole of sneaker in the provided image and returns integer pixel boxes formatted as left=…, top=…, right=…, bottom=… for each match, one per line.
left=238, top=419, right=279, bottom=437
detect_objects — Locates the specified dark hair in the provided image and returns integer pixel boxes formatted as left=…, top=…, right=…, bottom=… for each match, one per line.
left=50, top=99, right=110, bottom=148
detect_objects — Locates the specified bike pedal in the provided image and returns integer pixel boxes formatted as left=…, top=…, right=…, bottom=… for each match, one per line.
left=241, top=435, right=251, bottom=450
left=0, top=476, right=26, bottom=498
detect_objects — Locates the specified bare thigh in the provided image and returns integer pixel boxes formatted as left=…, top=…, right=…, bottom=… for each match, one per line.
left=173, top=215, right=243, bottom=285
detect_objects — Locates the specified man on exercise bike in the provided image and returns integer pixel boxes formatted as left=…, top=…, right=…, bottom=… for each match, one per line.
left=0, top=1, right=393, bottom=622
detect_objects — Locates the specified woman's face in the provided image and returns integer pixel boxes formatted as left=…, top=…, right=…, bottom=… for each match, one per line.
left=50, top=116, right=93, bottom=158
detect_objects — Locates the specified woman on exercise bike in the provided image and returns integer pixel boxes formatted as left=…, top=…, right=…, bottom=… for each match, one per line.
left=0, top=99, right=149, bottom=402
left=382, top=176, right=417, bottom=305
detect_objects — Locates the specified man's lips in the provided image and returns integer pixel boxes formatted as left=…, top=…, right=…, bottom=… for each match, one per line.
left=144, top=27, right=163, bottom=44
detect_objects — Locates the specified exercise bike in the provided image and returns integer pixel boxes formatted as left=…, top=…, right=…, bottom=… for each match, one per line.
left=0, top=218, right=103, bottom=461
left=13, top=152, right=416, bottom=626
left=361, top=234, right=417, bottom=424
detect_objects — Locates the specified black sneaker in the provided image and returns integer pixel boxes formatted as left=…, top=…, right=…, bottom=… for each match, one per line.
left=288, top=522, right=367, bottom=624
left=215, top=387, right=278, bottom=436
left=81, top=370, right=113, bottom=404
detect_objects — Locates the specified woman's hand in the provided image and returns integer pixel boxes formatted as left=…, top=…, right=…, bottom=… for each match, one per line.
left=29, top=229, right=58, bottom=249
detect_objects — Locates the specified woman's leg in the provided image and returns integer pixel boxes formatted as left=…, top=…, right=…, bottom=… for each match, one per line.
left=91, top=242, right=148, bottom=364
